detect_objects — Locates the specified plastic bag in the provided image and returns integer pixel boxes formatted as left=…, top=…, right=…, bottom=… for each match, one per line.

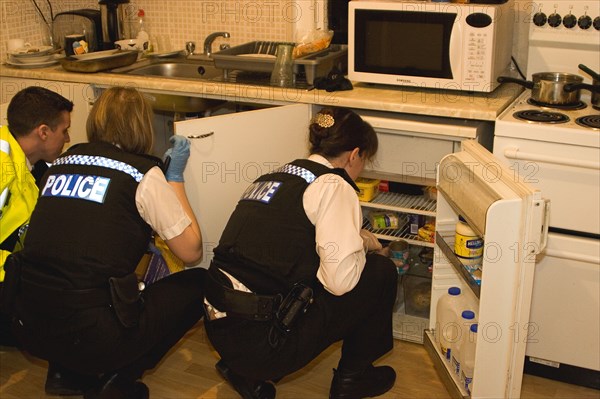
left=135, top=235, right=184, bottom=284
left=293, top=29, right=333, bottom=59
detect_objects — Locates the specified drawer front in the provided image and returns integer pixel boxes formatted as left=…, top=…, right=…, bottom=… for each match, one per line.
left=370, top=132, right=454, bottom=182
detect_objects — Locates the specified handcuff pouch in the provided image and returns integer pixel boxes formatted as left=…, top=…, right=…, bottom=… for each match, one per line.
left=109, top=273, right=143, bottom=328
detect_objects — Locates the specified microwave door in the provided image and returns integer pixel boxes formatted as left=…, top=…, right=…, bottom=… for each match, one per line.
left=448, top=16, right=462, bottom=88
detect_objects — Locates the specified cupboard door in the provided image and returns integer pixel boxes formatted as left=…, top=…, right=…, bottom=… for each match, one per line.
left=174, top=104, right=312, bottom=268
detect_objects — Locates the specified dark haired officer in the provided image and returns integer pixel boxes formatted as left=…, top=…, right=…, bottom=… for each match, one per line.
left=204, top=107, right=398, bottom=399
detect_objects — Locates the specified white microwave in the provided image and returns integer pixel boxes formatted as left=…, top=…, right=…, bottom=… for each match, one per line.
left=348, top=0, right=514, bottom=92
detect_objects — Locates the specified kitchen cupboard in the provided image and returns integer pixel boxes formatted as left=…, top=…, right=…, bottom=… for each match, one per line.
left=0, top=77, right=93, bottom=145
left=174, top=103, right=314, bottom=268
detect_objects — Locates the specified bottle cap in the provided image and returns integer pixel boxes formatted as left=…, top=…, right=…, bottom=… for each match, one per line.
left=448, top=287, right=461, bottom=295
left=138, top=9, right=145, bottom=17
left=462, top=310, right=475, bottom=319
left=471, top=323, right=478, bottom=333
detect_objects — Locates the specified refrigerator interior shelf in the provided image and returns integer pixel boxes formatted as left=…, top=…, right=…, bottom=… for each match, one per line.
left=362, top=217, right=435, bottom=248
left=423, top=329, right=469, bottom=399
left=435, top=231, right=481, bottom=298
left=360, top=191, right=437, bottom=216
left=393, top=305, right=428, bottom=343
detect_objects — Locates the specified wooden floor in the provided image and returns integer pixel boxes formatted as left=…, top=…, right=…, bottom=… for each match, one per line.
left=1, top=322, right=598, bottom=399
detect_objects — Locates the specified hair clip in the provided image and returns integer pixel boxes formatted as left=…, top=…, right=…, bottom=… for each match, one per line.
left=312, top=113, right=335, bottom=128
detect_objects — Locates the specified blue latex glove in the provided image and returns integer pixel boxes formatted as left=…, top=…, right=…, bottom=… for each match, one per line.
left=163, top=135, right=190, bottom=182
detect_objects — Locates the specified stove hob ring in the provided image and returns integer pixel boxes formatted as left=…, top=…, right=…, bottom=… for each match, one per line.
left=527, top=98, right=587, bottom=111
left=513, top=109, right=570, bottom=124
left=575, top=115, right=600, bottom=130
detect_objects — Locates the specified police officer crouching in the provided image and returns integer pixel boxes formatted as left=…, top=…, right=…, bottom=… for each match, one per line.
left=3, top=87, right=206, bottom=399
left=203, top=107, right=398, bottom=399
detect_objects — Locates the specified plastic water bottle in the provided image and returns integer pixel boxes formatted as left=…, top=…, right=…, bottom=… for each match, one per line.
left=460, top=323, right=478, bottom=394
left=436, top=287, right=464, bottom=362
left=451, top=310, right=476, bottom=375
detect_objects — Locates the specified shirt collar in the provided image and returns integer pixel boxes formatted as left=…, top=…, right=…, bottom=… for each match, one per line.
left=308, top=154, right=334, bottom=169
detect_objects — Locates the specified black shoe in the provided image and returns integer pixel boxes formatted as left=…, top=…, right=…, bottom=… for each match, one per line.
left=215, top=360, right=276, bottom=399
left=83, top=373, right=149, bottom=399
left=329, top=365, right=396, bottom=399
left=45, top=363, right=99, bottom=396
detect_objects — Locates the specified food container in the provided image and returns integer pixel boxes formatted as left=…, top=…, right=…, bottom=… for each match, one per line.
left=356, top=177, right=380, bottom=201
left=368, top=212, right=400, bottom=230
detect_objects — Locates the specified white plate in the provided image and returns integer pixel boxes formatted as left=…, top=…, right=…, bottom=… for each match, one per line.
left=9, top=53, right=53, bottom=64
left=10, top=45, right=53, bottom=57
left=5, top=55, right=61, bottom=68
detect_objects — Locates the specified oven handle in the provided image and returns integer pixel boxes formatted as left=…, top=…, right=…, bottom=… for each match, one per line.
left=543, top=248, right=599, bottom=264
left=503, top=147, right=600, bottom=170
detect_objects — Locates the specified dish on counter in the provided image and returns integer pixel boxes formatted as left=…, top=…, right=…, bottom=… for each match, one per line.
left=9, top=45, right=55, bottom=64
left=9, top=53, right=54, bottom=64
left=10, top=45, right=53, bottom=56
left=59, top=49, right=139, bottom=73
left=5, top=55, right=62, bottom=68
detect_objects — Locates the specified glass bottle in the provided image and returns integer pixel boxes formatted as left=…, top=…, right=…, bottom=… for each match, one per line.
left=270, top=43, right=295, bottom=87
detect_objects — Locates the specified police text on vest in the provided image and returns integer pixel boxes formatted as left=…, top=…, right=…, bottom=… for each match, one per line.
left=42, top=174, right=111, bottom=203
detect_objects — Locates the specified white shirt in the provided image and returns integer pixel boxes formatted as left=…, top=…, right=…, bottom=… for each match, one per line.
left=134, top=166, right=191, bottom=240
left=205, top=155, right=367, bottom=318
left=303, top=154, right=366, bottom=296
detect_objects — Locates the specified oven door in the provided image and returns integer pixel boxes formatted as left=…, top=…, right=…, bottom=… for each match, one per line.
left=493, top=135, right=600, bottom=236
left=526, top=232, right=600, bottom=372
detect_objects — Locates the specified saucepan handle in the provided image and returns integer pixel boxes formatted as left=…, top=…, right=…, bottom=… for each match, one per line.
left=497, top=76, right=534, bottom=90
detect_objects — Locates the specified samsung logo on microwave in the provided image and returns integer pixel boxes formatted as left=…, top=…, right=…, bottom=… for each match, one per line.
left=348, top=1, right=514, bottom=93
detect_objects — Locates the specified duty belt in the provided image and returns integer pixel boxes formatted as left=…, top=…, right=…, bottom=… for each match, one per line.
left=204, top=263, right=281, bottom=321
left=20, top=278, right=112, bottom=310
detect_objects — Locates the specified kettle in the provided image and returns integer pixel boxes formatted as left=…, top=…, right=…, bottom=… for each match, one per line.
left=98, top=0, right=130, bottom=49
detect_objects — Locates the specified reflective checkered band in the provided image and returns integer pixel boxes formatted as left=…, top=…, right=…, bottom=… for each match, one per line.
left=275, top=164, right=316, bottom=183
left=53, top=155, right=144, bottom=182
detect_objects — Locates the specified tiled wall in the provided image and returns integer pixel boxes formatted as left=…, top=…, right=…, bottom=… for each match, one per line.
left=0, top=0, right=298, bottom=61
left=1, top=0, right=531, bottom=74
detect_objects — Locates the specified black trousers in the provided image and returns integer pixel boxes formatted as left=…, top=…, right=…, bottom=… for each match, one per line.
left=13, top=268, right=205, bottom=380
left=205, top=253, right=398, bottom=382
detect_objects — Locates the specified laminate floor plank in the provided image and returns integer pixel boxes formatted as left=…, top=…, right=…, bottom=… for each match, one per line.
left=1, top=323, right=598, bottom=399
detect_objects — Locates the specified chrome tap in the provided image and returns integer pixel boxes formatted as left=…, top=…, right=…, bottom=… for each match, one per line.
left=203, top=32, right=230, bottom=56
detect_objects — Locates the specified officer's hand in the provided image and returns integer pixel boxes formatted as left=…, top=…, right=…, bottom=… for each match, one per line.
left=360, top=229, right=382, bottom=252
left=163, top=135, right=191, bottom=182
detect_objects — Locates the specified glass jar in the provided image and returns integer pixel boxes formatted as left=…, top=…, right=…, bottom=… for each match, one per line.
left=270, top=43, right=295, bottom=87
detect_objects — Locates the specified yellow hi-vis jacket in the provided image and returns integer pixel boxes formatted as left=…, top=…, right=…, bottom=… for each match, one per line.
left=0, top=125, right=38, bottom=282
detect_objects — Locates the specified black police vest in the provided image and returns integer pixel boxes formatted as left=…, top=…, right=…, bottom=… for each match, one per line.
left=214, top=159, right=358, bottom=295
left=20, top=142, right=161, bottom=290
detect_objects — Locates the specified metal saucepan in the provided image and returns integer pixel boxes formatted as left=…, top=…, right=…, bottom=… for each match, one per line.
left=565, top=64, right=600, bottom=109
left=498, top=72, right=584, bottom=105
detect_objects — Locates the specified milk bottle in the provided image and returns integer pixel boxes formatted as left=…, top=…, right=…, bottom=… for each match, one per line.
left=436, top=287, right=464, bottom=361
left=451, top=310, right=476, bottom=375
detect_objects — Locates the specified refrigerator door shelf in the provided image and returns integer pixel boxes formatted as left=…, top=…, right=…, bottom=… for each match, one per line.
left=430, top=140, right=549, bottom=398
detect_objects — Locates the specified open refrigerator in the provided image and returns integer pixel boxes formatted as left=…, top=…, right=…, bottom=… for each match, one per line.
left=424, top=140, right=550, bottom=398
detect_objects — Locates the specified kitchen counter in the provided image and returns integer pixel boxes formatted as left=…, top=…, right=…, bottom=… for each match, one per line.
left=0, top=63, right=522, bottom=121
